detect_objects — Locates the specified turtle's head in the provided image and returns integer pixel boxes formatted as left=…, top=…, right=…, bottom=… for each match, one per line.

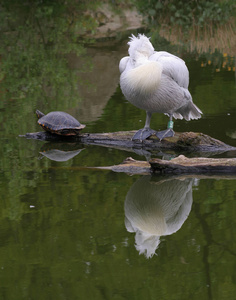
left=128, top=34, right=154, bottom=60
left=36, top=110, right=45, bottom=119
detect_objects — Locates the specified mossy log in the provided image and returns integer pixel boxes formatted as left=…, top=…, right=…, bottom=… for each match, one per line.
left=22, top=130, right=236, bottom=155
left=149, top=155, right=236, bottom=174
left=96, top=156, right=236, bottom=175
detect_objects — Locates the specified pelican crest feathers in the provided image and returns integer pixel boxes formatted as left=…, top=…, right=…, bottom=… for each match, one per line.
left=128, top=34, right=154, bottom=58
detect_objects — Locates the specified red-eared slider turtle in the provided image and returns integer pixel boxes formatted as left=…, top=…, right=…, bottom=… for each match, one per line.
left=36, top=110, right=85, bottom=136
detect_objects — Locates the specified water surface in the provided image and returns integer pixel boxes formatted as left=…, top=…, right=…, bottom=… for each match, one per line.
left=0, top=25, right=236, bottom=299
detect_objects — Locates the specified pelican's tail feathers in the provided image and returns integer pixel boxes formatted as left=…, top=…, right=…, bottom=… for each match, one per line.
left=171, top=112, right=183, bottom=120
left=174, top=101, right=202, bottom=121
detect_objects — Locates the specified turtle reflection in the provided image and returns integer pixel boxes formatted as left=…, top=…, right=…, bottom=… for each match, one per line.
left=125, top=176, right=194, bottom=258
left=40, top=143, right=84, bottom=162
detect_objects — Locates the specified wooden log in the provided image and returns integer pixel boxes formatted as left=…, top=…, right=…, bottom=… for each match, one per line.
left=94, top=156, right=236, bottom=175
left=150, top=155, right=236, bottom=174
left=21, top=131, right=236, bottom=154
left=95, top=157, right=150, bottom=175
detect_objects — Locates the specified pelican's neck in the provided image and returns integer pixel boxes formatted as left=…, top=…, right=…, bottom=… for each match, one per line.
left=123, top=59, right=163, bottom=96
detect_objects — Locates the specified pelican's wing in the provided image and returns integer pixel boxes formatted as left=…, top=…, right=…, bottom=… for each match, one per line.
left=149, top=51, right=189, bottom=88
left=119, top=56, right=129, bottom=74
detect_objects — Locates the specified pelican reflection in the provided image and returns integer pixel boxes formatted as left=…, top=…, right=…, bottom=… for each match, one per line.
left=125, top=176, right=194, bottom=258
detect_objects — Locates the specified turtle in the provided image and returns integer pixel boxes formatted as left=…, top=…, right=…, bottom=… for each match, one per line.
left=36, top=110, right=86, bottom=136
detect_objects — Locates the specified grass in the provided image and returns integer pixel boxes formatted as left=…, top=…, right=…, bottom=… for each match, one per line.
left=158, top=18, right=236, bottom=56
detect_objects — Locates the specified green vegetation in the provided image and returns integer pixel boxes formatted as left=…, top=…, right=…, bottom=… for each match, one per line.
left=133, top=0, right=236, bottom=69
left=134, top=0, right=236, bottom=29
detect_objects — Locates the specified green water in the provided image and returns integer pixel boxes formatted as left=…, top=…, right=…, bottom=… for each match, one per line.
left=1, top=14, right=236, bottom=300
left=1, top=163, right=236, bottom=299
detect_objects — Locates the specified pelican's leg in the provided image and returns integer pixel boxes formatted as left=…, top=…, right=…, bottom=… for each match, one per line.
left=155, top=115, right=175, bottom=141
left=132, top=111, right=156, bottom=141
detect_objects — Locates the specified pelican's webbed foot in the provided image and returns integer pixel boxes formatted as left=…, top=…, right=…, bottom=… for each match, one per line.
left=155, top=128, right=175, bottom=141
left=132, top=128, right=156, bottom=141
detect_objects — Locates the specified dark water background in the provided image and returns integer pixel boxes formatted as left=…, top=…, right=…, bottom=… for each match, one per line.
left=0, top=13, right=236, bottom=300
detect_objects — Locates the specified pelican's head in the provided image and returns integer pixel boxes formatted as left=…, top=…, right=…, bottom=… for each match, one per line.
left=128, top=34, right=154, bottom=61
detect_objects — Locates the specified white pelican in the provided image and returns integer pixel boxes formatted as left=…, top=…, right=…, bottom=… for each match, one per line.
left=119, top=34, right=202, bottom=141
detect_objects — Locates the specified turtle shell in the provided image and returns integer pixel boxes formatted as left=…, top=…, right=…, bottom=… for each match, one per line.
left=36, top=110, right=86, bottom=136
